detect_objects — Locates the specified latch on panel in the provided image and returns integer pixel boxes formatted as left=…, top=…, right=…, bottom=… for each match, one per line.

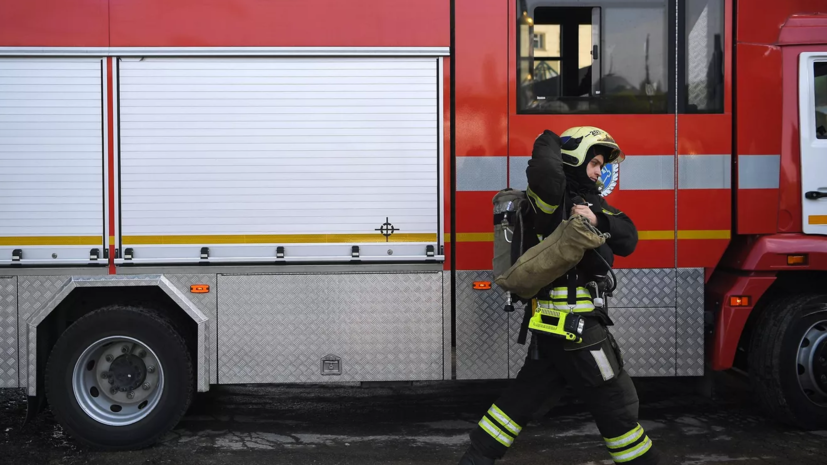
left=321, top=354, right=342, bottom=376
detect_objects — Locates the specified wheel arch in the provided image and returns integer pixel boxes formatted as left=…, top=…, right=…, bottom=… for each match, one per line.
left=733, top=271, right=827, bottom=370
left=28, top=276, right=209, bottom=399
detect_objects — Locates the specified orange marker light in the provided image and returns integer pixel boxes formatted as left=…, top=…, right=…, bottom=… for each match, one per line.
left=473, top=281, right=492, bottom=290
left=190, top=284, right=210, bottom=294
left=729, top=296, right=751, bottom=307
left=787, top=254, right=808, bottom=266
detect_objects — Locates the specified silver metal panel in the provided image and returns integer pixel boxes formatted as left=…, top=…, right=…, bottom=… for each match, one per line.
left=610, top=269, right=676, bottom=308
left=0, top=267, right=109, bottom=276
left=508, top=302, right=531, bottom=379
left=509, top=156, right=529, bottom=190
left=163, top=274, right=218, bottom=385
left=610, top=307, right=676, bottom=377
left=738, top=154, right=780, bottom=189
left=18, top=275, right=72, bottom=389
left=677, top=268, right=705, bottom=376
left=619, top=155, right=675, bottom=190
left=443, top=271, right=452, bottom=380
left=0, top=277, right=17, bottom=388
left=455, top=271, right=509, bottom=380
left=217, top=272, right=443, bottom=383
left=456, top=156, right=507, bottom=192
left=678, top=154, right=731, bottom=189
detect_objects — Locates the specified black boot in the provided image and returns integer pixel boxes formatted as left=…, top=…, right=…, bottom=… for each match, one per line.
left=458, top=444, right=496, bottom=465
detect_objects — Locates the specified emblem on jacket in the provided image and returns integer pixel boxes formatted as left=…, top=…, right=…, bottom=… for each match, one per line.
left=599, top=164, right=619, bottom=197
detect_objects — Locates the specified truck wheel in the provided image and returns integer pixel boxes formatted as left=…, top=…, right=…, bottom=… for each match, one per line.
left=45, top=306, right=193, bottom=450
left=749, top=294, right=827, bottom=430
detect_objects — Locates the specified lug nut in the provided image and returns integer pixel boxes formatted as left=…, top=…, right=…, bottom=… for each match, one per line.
left=138, top=350, right=146, bottom=358
left=127, top=391, right=135, bottom=400
left=142, top=382, right=151, bottom=391
left=108, top=378, right=115, bottom=385
left=121, top=345, right=129, bottom=354
left=105, top=355, right=113, bottom=362
left=100, top=371, right=109, bottom=379
left=147, top=366, right=155, bottom=374
left=110, top=387, right=116, bottom=395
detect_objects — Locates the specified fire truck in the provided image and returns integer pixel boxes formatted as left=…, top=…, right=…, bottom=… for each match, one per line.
left=0, top=0, right=825, bottom=450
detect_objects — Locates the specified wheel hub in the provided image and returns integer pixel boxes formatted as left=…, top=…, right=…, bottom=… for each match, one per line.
left=73, top=336, right=164, bottom=426
left=109, top=354, right=147, bottom=392
left=796, top=320, right=827, bottom=406
left=813, top=338, right=827, bottom=393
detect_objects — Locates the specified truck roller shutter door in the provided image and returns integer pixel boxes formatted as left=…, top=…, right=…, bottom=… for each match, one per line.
left=0, top=58, right=105, bottom=265
left=118, top=57, right=442, bottom=264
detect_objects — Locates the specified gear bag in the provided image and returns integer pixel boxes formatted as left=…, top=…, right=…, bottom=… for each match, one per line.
left=494, top=215, right=608, bottom=300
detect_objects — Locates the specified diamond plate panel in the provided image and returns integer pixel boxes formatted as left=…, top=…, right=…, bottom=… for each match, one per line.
left=508, top=302, right=531, bottom=379
left=610, top=308, right=676, bottom=377
left=455, top=271, right=508, bottom=380
left=164, top=274, right=217, bottom=385
left=677, top=268, right=705, bottom=376
left=0, top=277, right=17, bottom=388
left=443, top=271, right=451, bottom=380
left=217, top=272, right=443, bottom=383
left=610, top=269, right=676, bottom=308
left=18, top=276, right=72, bottom=389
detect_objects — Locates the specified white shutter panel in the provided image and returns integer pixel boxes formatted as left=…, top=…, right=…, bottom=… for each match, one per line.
left=118, top=57, right=441, bottom=263
left=0, top=58, right=104, bottom=265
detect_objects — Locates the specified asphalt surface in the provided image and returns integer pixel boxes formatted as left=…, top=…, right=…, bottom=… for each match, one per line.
left=2, top=374, right=826, bottom=465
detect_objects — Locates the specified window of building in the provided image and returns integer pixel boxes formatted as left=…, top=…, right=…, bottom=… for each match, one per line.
left=517, top=0, right=671, bottom=115
left=680, top=0, right=724, bottom=113
left=815, top=62, right=827, bottom=140
left=533, top=33, right=546, bottom=50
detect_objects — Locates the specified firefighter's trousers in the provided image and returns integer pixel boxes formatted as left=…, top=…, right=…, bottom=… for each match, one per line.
left=469, top=323, right=659, bottom=464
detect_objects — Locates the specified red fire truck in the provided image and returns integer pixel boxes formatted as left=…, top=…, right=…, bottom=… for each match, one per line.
left=0, top=0, right=825, bottom=450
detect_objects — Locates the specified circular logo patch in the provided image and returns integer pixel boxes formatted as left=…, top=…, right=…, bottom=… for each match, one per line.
left=599, top=164, right=619, bottom=197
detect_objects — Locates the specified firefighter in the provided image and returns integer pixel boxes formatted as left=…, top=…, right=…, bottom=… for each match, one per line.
left=458, top=127, right=659, bottom=465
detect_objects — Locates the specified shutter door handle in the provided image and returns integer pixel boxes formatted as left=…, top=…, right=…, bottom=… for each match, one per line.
left=805, top=191, right=827, bottom=200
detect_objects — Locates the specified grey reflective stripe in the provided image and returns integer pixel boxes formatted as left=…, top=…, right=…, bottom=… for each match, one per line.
left=509, top=156, right=530, bottom=190
left=604, top=424, right=644, bottom=449
left=590, top=348, right=615, bottom=381
left=678, top=154, right=731, bottom=189
left=738, top=154, right=780, bottom=189
left=456, top=156, right=507, bottom=191
left=479, top=417, right=514, bottom=447
left=489, top=404, right=522, bottom=435
left=619, top=155, right=674, bottom=190
left=611, top=436, right=653, bottom=463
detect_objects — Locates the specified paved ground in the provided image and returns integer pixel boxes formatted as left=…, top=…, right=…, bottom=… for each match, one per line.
left=2, top=374, right=826, bottom=464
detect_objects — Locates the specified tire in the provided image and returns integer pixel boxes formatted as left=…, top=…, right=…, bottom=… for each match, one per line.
left=45, top=306, right=193, bottom=450
left=748, top=294, right=827, bottom=430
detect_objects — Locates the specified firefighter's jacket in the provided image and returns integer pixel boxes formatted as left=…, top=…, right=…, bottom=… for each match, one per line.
left=519, top=130, right=638, bottom=317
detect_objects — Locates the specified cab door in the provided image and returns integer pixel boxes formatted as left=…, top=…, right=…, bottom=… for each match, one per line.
left=800, top=53, right=827, bottom=233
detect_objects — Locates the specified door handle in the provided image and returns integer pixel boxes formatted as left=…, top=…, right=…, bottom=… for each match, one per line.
left=805, top=191, right=827, bottom=200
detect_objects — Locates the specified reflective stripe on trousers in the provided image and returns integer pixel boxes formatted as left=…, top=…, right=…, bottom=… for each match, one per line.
left=477, top=404, right=522, bottom=448
left=604, top=423, right=655, bottom=463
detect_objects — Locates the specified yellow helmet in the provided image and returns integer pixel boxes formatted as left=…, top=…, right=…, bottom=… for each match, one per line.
left=559, top=126, right=625, bottom=167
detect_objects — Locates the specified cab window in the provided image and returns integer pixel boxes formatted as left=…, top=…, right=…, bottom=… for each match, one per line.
left=517, top=0, right=671, bottom=114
